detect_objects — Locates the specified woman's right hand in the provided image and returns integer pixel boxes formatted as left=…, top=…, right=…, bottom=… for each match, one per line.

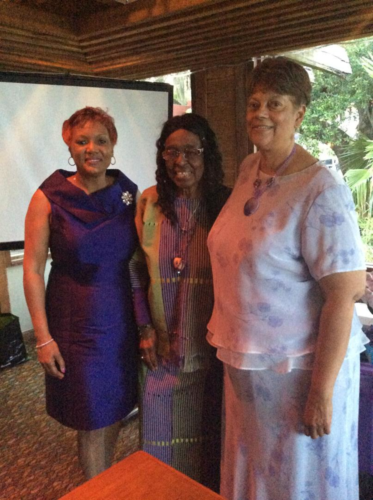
left=37, top=341, right=66, bottom=379
left=139, top=325, right=158, bottom=371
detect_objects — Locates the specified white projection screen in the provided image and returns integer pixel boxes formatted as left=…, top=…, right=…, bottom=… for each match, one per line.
left=0, top=73, right=173, bottom=250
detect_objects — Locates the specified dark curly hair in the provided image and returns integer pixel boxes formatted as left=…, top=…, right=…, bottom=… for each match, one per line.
left=247, top=57, right=312, bottom=107
left=155, top=113, right=229, bottom=225
left=62, top=106, right=118, bottom=147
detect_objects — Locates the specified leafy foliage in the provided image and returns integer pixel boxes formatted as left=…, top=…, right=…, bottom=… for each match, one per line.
left=357, top=215, right=373, bottom=262
left=297, top=38, right=373, bottom=260
left=327, top=43, right=373, bottom=261
left=343, top=136, right=373, bottom=216
left=145, top=72, right=191, bottom=105
left=300, top=38, right=373, bottom=157
left=361, top=53, right=373, bottom=77
left=339, top=135, right=371, bottom=172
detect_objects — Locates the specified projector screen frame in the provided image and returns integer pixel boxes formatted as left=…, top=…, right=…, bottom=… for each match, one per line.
left=0, top=72, right=173, bottom=251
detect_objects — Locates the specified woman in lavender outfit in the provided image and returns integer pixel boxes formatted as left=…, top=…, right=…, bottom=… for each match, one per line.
left=207, top=57, right=368, bottom=500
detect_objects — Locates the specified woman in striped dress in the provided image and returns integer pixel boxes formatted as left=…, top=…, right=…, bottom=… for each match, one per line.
left=131, top=113, right=230, bottom=491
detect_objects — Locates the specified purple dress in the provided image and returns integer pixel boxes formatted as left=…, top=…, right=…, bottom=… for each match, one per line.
left=40, top=169, right=138, bottom=431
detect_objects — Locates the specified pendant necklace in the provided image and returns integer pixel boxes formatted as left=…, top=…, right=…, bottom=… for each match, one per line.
left=243, top=145, right=296, bottom=216
left=173, top=200, right=201, bottom=274
left=170, top=200, right=201, bottom=366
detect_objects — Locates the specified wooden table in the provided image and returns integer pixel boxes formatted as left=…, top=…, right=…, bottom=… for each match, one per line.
left=59, top=451, right=225, bottom=500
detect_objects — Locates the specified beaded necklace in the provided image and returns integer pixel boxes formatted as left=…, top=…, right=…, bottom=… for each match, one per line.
left=243, top=145, right=296, bottom=216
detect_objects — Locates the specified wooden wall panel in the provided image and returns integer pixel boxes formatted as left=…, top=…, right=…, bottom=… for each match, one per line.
left=192, top=62, right=253, bottom=188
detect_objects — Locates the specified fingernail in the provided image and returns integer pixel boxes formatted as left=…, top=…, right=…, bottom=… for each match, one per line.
left=61, top=368, right=66, bottom=373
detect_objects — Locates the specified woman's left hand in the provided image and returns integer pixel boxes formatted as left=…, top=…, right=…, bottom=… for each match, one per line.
left=303, top=389, right=333, bottom=439
left=139, top=325, right=158, bottom=371
left=302, top=270, right=365, bottom=440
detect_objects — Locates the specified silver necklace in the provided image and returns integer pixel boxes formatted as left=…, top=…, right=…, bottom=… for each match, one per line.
left=173, top=201, right=200, bottom=274
left=243, top=145, right=296, bottom=216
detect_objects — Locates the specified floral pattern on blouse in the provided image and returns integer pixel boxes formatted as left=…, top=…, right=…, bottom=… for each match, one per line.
left=207, top=155, right=366, bottom=360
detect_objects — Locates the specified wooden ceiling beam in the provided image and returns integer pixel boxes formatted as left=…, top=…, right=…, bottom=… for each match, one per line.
left=1, top=14, right=370, bottom=80
left=82, top=7, right=372, bottom=64
left=79, top=0, right=372, bottom=42
left=1, top=44, right=87, bottom=66
left=0, top=2, right=76, bottom=36
left=0, top=0, right=372, bottom=80
left=0, top=52, right=90, bottom=74
left=79, top=0, right=299, bottom=43
left=3, top=1, right=370, bottom=68
left=91, top=22, right=372, bottom=79
left=81, top=5, right=305, bottom=51
left=2, top=30, right=82, bottom=54
left=82, top=12, right=371, bottom=70
left=114, top=0, right=138, bottom=4
left=78, top=0, right=221, bottom=37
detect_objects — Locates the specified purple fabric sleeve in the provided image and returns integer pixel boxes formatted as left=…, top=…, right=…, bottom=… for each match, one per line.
left=132, top=288, right=152, bottom=326
left=129, top=251, right=152, bottom=326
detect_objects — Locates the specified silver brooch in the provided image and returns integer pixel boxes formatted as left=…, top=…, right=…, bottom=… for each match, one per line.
left=121, top=191, right=133, bottom=205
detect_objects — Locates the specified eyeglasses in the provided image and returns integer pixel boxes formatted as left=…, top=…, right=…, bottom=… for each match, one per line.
left=162, top=147, right=204, bottom=162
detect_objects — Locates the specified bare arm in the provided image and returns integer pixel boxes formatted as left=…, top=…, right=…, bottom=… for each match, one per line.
left=303, top=270, right=365, bottom=438
left=23, top=189, right=65, bottom=379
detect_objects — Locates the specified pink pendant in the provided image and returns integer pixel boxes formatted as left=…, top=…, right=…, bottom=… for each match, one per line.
left=173, top=257, right=185, bottom=271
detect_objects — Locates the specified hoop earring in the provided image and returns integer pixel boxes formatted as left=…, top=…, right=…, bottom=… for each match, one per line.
left=110, top=156, right=116, bottom=165
left=68, top=157, right=76, bottom=166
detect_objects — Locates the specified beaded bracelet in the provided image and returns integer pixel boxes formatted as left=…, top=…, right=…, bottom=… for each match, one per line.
left=35, top=338, right=55, bottom=350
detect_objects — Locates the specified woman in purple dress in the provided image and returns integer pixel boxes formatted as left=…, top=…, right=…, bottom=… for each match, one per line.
left=23, top=107, right=138, bottom=479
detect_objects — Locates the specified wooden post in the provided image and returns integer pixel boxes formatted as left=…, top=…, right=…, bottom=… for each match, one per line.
left=0, top=251, right=11, bottom=313
left=191, top=61, right=254, bottom=187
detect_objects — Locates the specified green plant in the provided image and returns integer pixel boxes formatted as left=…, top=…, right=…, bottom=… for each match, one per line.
left=357, top=214, right=373, bottom=263
left=361, top=52, right=373, bottom=77
left=342, top=136, right=373, bottom=214
left=343, top=137, right=373, bottom=261
left=332, top=47, right=373, bottom=261
left=300, top=38, right=373, bottom=159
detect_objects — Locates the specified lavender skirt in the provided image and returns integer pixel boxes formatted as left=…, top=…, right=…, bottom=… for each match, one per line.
left=221, top=355, right=360, bottom=500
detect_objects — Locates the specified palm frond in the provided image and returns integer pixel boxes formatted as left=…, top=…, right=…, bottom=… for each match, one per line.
left=363, top=138, right=373, bottom=161
left=345, top=168, right=371, bottom=188
left=339, top=136, right=372, bottom=172
left=361, top=53, right=373, bottom=78
left=345, top=169, right=372, bottom=216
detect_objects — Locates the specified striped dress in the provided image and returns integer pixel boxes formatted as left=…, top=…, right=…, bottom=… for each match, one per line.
left=133, top=186, right=226, bottom=492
